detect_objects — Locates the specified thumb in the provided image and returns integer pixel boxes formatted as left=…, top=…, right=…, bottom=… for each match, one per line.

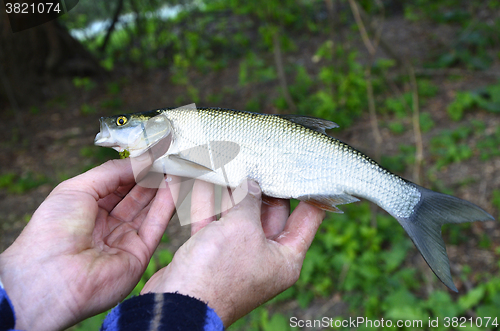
left=221, top=179, right=262, bottom=226
left=275, top=202, right=325, bottom=259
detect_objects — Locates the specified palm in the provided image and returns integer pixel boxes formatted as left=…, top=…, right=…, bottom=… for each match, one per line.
left=0, top=160, right=175, bottom=331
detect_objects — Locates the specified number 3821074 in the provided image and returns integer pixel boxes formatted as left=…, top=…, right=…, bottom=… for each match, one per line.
left=5, top=2, right=61, bottom=14
left=444, top=316, right=498, bottom=328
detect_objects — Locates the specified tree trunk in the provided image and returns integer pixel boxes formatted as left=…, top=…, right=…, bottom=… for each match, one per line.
left=0, top=10, right=101, bottom=106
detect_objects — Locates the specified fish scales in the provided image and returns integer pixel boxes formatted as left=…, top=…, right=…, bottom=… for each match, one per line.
left=162, top=108, right=420, bottom=218
left=95, top=107, right=495, bottom=292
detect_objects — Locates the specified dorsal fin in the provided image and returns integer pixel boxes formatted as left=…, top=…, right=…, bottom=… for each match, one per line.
left=276, top=115, right=338, bottom=134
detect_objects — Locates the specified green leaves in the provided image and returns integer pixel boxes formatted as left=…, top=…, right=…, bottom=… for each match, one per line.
left=308, top=46, right=367, bottom=127
left=238, top=53, right=276, bottom=86
left=0, top=172, right=48, bottom=194
left=447, top=91, right=481, bottom=121
left=430, top=126, right=473, bottom=169
left=459, top=286, right=485, bottom=311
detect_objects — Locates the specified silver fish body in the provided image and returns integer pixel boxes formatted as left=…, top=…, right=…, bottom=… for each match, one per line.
left=155, top=108, right=419, bottom=217
left=95, top=107, right=494, bottom=291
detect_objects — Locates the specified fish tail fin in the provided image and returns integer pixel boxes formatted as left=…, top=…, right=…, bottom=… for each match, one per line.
left=396, top=184, right=494, bottom=292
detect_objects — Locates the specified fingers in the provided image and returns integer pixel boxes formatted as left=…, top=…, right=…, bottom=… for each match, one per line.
left=190, top=180, right=216, bottom=236
left=109, top=184, right=159, bottom=223
left=97, top=183, right=135, bottom=212
left=58, top=159, right=136, bottom=201
left=62, top=134, right=171, bottom=201
left=275, top=202, right=325, bottom=258
left=138, top=176, right=178, bottom=254
left=261, top=197, right=290, bottom=239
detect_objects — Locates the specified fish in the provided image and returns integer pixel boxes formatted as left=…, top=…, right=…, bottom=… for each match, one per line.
left=94, top=106, right=495, bottom=292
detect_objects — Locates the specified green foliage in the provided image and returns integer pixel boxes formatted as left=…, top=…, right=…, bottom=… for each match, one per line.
left=384, top=93, right=412, bottom=118
left=382, top=80, right=437, bottom=120
left=245, top=96, right=262, bottom=112
left=380, top=144, right=415, bottom=174
left=273, top=65, right=314, bottom=112
left=73, top=77, right=96, bottom=91
left=434, top=35, right=493, bottom=70
left=71, top=312, right=107, bottom=331
left=430, top=125, right=473, bottom=169
left=258, top=310, right=289, bottom=331
left=29, top=106, right=40, bottom=115
left=0, top=172, right=48, bottom=194
left=295, top=203, right=413, bottom=304
left=106, top=82, right=121, bottom=95
left=388, top=121, right=405, bottom=135
left=475, top=81, right=500, bottom=113
left=100, top=97, right=123, bottom=111
left=407, top=1, right=498, bottom=70
left=80, top=146, right=119, bottom=170
left=492, top=190, right=500, bottom=212
left=80, top=103, right=97, bottom=115
left=447, top=81, right=500, bottom=121
left=307, top=46, right=368, bottom=127
left=419, top=112, right=435, bottom=133
left=417, top=79, right=439, bottom=98
left=447, top=91, right=481, bottom=121
left=442, top=222, right=471, bottom=246
left=239, top=53, right=276, bottom=86
left=0, top=172, right=16, bottom=189
left=211, top=0, right=314, bottom=31
left=477, top=126, right=500, bottom=161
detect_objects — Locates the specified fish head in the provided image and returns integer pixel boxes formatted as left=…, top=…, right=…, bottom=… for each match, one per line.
left=94, top=111, right=172, bottom=157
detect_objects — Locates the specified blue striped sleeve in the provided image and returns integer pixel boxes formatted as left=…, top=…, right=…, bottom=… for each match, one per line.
left=0, top=282, right=17, bottom=331
left=101, top=292, right=224, bottom=331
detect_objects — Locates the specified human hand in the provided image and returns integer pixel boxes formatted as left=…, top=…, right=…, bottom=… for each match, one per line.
left=0, top=159, right=176, bottom=331
left=141, top=179, right=326, bottom=327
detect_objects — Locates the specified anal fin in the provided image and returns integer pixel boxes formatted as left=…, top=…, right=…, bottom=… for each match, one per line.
left=299, top=193, right=359, bottom=213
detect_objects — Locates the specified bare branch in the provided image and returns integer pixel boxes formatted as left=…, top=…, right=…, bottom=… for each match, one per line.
left=273, top=30, right=297, bottom=112
left=348, top=0, right=376, bottom=55
left=349, top=0, right=383, bottom=158
left=100, top=0, right=124, bottom=53
left=409, top=65, right=423, bottom=185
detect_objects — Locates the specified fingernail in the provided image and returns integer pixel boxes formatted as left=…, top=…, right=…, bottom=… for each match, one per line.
left=247, top=180, right=261, bottom=195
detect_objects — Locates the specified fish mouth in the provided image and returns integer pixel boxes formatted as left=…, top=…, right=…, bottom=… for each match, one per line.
left=94, top=120, right=112, bottom=145
left=94, top=119, right=125, bottom=152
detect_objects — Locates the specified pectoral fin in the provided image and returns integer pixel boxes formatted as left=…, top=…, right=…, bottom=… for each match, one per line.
left=168, top=154, right=214, bottom=173
left=299, top=193, right=359, bottom=212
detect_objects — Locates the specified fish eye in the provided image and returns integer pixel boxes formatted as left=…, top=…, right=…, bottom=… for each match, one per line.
left=116, top=116, right=128, bottom=126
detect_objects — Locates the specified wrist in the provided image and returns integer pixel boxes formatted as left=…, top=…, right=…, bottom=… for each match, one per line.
left=142, top=270, right=234, bottom=326
left=0, top=252, right=76, bottom=331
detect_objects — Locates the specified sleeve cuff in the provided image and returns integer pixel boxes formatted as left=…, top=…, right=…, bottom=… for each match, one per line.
left=101, top=292, right=224, bottom=331
left=0, top=285, right=17, bottom=331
